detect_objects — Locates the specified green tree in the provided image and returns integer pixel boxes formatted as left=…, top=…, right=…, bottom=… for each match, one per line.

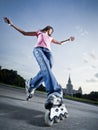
left=0, top=67, right=25, bottom=88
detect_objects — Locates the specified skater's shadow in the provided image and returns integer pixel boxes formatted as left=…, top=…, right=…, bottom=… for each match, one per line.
left=0, top=95, right=26, bottom=101
left=0, top=102, right=46, bottom=127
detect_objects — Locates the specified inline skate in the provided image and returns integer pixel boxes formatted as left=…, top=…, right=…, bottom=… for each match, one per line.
left=44, top=92, right=68, bottom=126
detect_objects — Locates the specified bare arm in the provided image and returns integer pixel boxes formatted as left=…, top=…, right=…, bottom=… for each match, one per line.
left=52, top=36, right=75, bottom=45
left=3, top=17, right=37, bottom=36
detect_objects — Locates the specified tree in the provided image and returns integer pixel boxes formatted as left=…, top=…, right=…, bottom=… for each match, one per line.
left=0, top=66, right=25, bottom=88
left=36, top=84, right=46, bottom=92
left=82, top=91, right=98, bottom=101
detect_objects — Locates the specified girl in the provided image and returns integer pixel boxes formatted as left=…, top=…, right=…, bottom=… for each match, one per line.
left=4, top=17, right=75, bottom=104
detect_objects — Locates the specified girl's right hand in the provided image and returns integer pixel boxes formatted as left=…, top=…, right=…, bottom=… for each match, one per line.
left=3, top=17, right=13, bottom=26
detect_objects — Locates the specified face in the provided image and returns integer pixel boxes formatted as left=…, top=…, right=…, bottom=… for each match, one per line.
left=47, top=29, right=53, bottom=36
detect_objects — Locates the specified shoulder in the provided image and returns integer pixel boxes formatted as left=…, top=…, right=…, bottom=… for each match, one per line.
left=36, top=30, right=42, bottom=36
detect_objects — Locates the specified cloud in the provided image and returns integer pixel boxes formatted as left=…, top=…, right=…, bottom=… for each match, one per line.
left=91, top=65, right=96, bottom=69
left=83, top=53, right=89, bottom=63
left=83, top=59, right=88, bottom=63
left=89, top=51, right=98, bottom=60
left=86, top=73, right=98, bottom=83
left=86, top=78, right=98, bottom=83
left=83, top=51, right=98, bottom=67
left=95, top=73, right=98, bottom=78
left=75, top=25, right=88, bottom=37
left=67, top=67, right=72, bottom=71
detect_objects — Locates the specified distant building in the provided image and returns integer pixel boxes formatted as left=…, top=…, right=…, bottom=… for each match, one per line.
left=63, top=75, right=82, bottom=96
left=66, top=75, right=73, bottom=96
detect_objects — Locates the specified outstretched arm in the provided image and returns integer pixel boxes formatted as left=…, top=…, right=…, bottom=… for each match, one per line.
left=52, top=36, right=75, bottom=45
left=3, top=17, right=37, bottom=36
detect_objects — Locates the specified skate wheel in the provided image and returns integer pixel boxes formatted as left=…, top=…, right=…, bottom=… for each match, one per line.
left=60, top=114, right=65, bottom=120
left=64, top=112, right=69, bottom=118
left=45, top=110, right=54, bottom=126
left=54, top=116, right=60, bottom=123
left=26, top=94, right=33, bottom=101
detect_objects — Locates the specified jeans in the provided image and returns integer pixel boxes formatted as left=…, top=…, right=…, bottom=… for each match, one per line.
left=30, top=47, right=61, bottom=95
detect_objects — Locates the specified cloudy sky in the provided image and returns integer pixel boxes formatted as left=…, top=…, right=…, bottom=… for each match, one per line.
left=0, top=0, right=98, bottom=94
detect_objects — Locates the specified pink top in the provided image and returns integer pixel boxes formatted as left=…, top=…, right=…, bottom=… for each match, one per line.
left=35, top=31, right=53, bottom=50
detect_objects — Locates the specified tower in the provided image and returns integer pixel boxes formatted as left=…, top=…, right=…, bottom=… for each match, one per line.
left=66, top=75, right=73, bottom=96
left=78, top=87, right=82, bottom=94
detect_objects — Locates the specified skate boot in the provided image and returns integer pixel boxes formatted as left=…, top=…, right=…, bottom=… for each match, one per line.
left=44, top=92, right=68, bottom=126
left=25, top=80, right=35, bottom=101
left=45, top=92, right=63, bottom=109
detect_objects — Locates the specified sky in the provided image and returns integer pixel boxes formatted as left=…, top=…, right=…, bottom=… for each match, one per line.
left=0, top=0, right=98, bottom=94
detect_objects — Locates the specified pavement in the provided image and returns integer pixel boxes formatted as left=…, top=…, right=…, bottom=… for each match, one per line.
left=0, top=84, right=98, bottom=130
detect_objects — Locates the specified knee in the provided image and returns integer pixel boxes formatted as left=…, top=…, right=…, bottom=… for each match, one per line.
left=33, top=48, right=39, bottom=57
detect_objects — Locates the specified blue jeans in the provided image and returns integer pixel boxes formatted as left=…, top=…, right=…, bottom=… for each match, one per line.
left=30, top=47, right=61, bottom=95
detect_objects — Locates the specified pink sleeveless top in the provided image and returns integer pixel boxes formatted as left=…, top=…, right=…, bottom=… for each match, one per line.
left=35, top=31, right=53, bottom=50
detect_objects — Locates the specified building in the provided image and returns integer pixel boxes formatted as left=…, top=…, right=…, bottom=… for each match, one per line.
left=63, top=75, right=82, bottom=96
left=66, top=75, right=73, bottom=96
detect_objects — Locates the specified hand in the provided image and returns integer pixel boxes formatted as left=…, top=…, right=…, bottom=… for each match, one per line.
left=60, top=36, right=75, bottom=44
left=3, top=17, right=13, bottom=26
left=69, top=36, right=75, bottom=41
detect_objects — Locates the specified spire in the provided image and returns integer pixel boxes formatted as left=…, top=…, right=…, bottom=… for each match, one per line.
left=68, top=74, right=71, bottom=84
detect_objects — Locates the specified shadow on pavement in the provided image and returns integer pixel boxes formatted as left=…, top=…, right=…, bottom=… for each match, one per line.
left=0, top=102, right=46, bottom=127
left=0, top=95, right=26, bottom=101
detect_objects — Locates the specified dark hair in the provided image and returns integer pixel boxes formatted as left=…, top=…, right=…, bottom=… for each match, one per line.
left=40, top=26, right=54, bottom=35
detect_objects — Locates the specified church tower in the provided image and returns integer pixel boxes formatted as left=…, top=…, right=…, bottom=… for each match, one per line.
left=66, top=75, right=73, bottom=96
